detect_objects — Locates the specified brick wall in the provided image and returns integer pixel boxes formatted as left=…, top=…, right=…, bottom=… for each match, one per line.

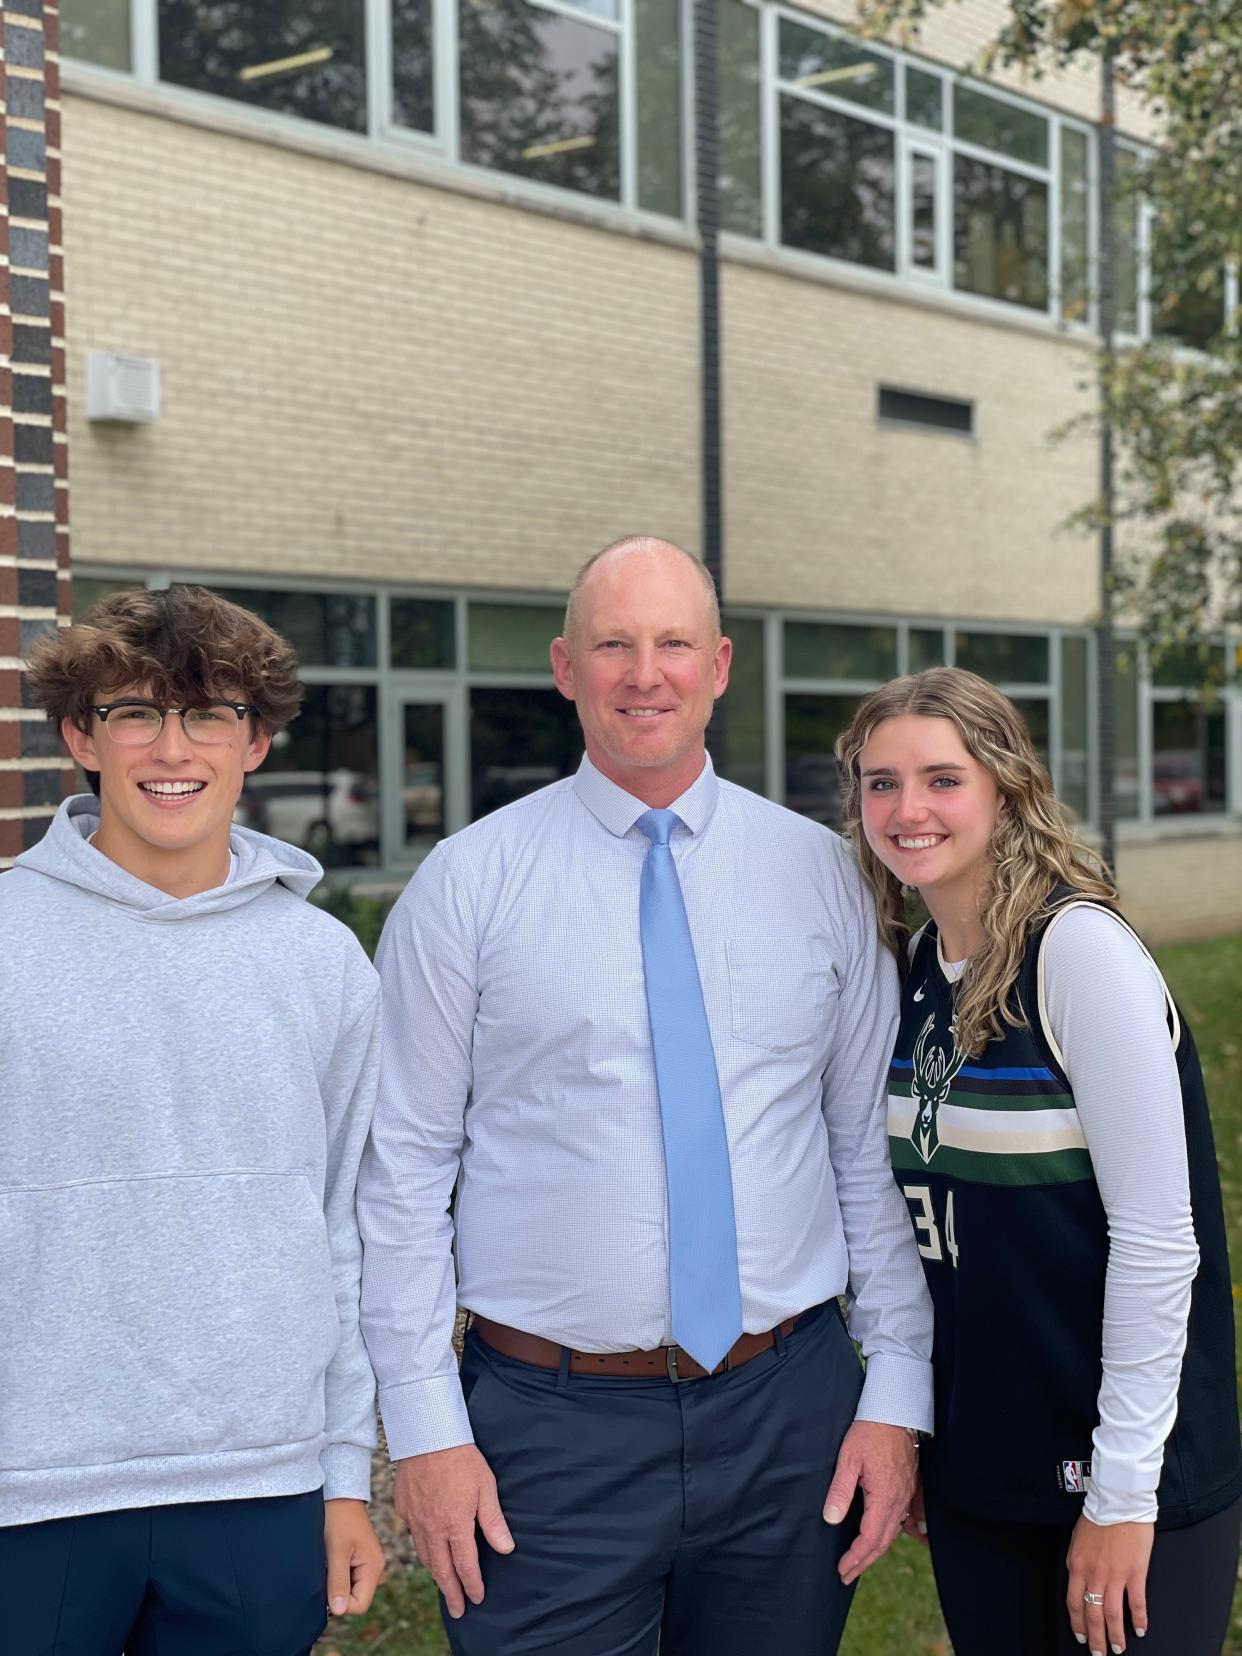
left=62, top=95, right=702, bottom=596
left=721, top=257, right=1100, bottom=623
left=63, top=89, right=1105, bottom=628
left=1116, top=834, right=1242, bottom=947
left=1, top=0, right=71, bottom=870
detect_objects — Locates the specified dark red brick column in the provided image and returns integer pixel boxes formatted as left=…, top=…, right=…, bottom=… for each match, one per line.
left=1, top=0, right=71, bottom=867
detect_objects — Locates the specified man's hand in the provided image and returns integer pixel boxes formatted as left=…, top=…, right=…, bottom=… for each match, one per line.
left=900, top=1475, right=929, bottom=1547
left=1066, top=1514, right=1154, bottom=1655
left=394, top=1444, right=515, bottom=1619
left=823, top=1420, right=918, bottom=1586
left=324, top=1498, right=386, bottom=1617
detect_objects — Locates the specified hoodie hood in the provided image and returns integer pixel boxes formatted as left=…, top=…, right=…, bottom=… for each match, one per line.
left=14, top=794, right=322, bottom=919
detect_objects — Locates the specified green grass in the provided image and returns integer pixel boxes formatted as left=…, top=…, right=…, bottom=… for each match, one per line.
left=319, top=932, right=1242, bottom=1656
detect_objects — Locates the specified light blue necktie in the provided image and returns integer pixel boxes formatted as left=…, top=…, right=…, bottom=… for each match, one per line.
left=636, top=808, right=743, bottom=1372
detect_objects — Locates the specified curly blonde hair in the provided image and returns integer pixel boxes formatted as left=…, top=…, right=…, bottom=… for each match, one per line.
left=834, top=668, right=1116, bottom=1058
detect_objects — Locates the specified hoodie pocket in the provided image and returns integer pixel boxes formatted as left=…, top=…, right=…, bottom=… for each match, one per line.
left=0, top=1171, right=341, bottom=1471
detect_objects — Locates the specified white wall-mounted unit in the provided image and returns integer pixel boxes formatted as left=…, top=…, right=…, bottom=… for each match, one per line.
left=85, top=352, right=160, bottom=423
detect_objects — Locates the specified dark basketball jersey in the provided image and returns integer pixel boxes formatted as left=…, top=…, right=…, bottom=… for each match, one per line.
left=888, top=898, right=1242, bottom=1526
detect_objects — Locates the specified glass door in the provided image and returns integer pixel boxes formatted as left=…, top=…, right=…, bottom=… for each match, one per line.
left=383, top=687, right=464, bottom=863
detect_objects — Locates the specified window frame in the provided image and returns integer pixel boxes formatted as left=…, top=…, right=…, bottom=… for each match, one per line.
left=71, top=565, right=1240, bottom=866
left=1115, top=634, right=1241, bottom=828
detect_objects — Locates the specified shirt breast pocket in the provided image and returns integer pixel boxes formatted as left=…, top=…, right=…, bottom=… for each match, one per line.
left=725, top=941, right=832, bottom=1053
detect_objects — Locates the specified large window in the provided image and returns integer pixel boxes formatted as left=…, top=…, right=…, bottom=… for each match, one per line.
left=1148, top=646, right=1229, bottom=816
left=779, top=621, right=1070, bottom=829
left=65, top=2, right=1234, bottom=340
left=765, top=11, right=1078, bottom=320
left=68, top=1, right=683, bottom=216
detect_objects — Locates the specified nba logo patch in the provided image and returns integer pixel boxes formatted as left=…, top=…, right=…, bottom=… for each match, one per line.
left=1060, top=1459, right=1091, bottom=1493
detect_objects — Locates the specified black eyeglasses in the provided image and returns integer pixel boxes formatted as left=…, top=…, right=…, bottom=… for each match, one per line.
left=93, top=699, right=257, bottom=747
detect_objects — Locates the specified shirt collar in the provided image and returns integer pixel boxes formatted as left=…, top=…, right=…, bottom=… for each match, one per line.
left=572, top=752, right=720, bottom=839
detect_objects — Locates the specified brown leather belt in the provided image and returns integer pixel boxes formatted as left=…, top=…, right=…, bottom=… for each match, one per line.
left=471, top=1311, right=810, bottom=1383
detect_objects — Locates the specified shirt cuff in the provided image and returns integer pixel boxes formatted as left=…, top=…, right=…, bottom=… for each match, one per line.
left=1084, top=1483, right=1159, bottom=1525
left=379, top=1375, right=475, bottom=1461
left=854, top=1352, right=934, bottom=1435
left=320, top=1442, right=374, bottom=1503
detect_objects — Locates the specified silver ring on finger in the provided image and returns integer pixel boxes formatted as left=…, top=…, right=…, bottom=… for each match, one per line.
left=1083, top=1591, right=1105, bottom=1606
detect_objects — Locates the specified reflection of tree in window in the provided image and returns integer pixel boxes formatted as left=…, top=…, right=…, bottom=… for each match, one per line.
left=784, top=693, right=858, bottom=829
left=778, top=21, right=894, bottom=117
left=911, top=153, right=937, bottom=269
left=158, top=1, right=367, bottom=132
left=392, top=0, right=435, bottom=133
left=1151, top=232, right=1226, bottom=351
left=633, top=0, right=681, bottom=219
left=1114, top=147, right=1140, bottom=335
left=718, top=0, right=763, bottom=236
left=780, top=100, right=896, bottom=271
left=953, top=155, right=1047, bottom=310
left=1059, top=127, right=1090, bottom=323
left=63, top=0, right=130, bottom=70
left=458, top=0, right=620, bottom=201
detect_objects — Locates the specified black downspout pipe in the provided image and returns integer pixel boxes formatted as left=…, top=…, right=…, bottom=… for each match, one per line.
left=694, top=0, right=727, bottom=769
left=1097, top=50, right=1117, bottom=879
left=695, top=0, right=723, bottom=598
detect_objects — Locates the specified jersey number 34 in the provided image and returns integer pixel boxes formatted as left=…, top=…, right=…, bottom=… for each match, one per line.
left=902, top=1183, right=959, bottom=1267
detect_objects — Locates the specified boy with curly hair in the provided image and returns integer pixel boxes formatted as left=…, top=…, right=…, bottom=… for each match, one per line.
left=2, top=586, right=384, bottom=1655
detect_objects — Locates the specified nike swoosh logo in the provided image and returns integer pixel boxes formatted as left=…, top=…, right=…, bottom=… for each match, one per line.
left=913, top=986, right=925, bottom=1002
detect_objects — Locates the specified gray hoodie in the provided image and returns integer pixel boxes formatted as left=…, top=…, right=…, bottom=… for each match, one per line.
left=0, top=796, right=381, bottom=1526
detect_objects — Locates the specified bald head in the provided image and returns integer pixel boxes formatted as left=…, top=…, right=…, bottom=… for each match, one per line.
left=563, top=536, right=721, bottom=643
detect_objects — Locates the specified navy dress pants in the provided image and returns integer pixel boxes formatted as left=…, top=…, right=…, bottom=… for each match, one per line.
left=445, top=1300, right=866, bottom=1656
left=2, top=1489, right=327, bottom=1656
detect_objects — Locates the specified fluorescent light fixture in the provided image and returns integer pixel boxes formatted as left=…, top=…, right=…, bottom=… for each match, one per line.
left=239, top=46, right=334, bottom=84
left=520, top=134, right=596, bottom=160
left=793, top=61, right=879, bottom=91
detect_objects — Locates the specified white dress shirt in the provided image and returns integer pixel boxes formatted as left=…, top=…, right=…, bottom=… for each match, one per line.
left=358, top=754, right=933, bottom=1460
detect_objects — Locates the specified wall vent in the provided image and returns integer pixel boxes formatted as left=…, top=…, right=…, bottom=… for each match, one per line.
left=878, top=386, right=973, bottom=436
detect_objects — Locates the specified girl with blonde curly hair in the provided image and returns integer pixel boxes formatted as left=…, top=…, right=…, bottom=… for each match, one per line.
left=834, top=668, right=1240, bottom=1656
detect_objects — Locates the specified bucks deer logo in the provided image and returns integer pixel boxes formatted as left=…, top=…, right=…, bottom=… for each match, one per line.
left=911, top=1011, right=964, bottom=1165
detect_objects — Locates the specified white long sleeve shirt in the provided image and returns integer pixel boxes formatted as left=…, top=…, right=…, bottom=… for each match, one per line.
left=358, top=754, right=933, bottom=1460
left=942, top=904, right=1201, bottom=1525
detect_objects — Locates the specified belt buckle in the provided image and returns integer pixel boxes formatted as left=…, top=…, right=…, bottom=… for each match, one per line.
left=665, top=1343, right=688, bottom=1383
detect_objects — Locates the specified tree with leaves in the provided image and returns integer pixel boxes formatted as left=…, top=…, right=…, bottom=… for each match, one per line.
left=859, top=0, right=1242, bottom=656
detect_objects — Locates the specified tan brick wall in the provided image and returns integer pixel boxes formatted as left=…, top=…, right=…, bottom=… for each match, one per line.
left=62, top=95, right=701, bottom=594
left=1116, top=834, right=1242, bottom=946
left=722, top=259, right=1099, bottom=622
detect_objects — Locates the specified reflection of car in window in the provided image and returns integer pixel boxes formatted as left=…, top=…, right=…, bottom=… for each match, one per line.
left=234, top=770, right=380, bottom=862
left=402, top=764, right=443, bottom=834
left=1152, top=753, right=1203, bottom=814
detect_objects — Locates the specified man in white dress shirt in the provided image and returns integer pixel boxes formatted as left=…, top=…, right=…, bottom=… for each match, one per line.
left=358, top=537, right=933, bottom=1655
